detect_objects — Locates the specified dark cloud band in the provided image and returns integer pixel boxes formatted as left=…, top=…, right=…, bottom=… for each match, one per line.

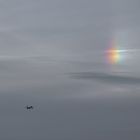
left=70, top=72, right=140, bottom=85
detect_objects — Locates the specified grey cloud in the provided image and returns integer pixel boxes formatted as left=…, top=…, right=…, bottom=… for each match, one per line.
left=0, top=0, right=140, bottom=139
left=70, top=71, right=140, bottom=85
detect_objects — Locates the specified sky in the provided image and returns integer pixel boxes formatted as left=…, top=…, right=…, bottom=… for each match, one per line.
left=0, top=0, right=140, bottom=139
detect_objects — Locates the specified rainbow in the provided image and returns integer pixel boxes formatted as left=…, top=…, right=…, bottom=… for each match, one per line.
left=106, top=39, right=125, bottom=64
left=107, top=47, right=121, bottom=64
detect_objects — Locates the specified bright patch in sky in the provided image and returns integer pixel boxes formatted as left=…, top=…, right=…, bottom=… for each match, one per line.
left=106, top=39, right=128, bottom=65
left=107, top=47, right=122, bottom=64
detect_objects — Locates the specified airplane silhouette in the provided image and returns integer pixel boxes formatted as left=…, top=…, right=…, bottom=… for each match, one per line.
left=26, top=106, right=34, bottom=110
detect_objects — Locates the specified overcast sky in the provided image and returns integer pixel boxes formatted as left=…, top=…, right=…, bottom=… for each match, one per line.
left=0, top=0, right=140, bottom=140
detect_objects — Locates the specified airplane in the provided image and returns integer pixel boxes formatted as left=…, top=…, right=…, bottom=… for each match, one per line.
left=25, top=105, right=34, bottom=110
